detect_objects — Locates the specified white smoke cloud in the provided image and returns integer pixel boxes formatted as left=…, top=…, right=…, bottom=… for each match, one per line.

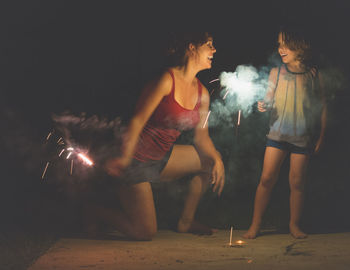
left=209, top=64, right=270, bottom=127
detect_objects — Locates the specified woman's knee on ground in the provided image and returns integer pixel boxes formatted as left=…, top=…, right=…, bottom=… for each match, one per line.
left=130, top=221, right=157, bottom=241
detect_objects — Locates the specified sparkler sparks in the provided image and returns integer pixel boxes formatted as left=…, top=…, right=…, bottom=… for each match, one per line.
left=202, top=110, right=211, bottom=128
left=70, top=159, right=74, bottom=175
left=46, top=132, right=52, bottom=141
left=77, top=153, right=94, bottom=166
left=237, top=110, right=241, bottom=126
left=41, top=129, right=95, bottom=181
left=66, top=151, right=73, bottom=159
left=41, top=161, right=50, bottom=179
left=58, top=149, right=65, bottom=157
left=209, top=78, right=220, bottom=84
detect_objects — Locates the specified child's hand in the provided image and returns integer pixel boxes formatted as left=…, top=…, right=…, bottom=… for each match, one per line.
left=257, top=101, right=267, bottom=112
left=314, top=137, right=324, bottom=154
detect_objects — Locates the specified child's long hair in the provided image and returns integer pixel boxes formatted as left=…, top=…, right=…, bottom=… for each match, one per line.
left=279, top=24, right=313, bottom=68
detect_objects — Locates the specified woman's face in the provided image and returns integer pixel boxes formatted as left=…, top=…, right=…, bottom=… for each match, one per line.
left=193, top=37, right=216, bottom=69
left=277, top=32, right=299, bottom=65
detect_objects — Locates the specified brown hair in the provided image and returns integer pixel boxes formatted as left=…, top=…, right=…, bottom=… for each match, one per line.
left=279, top=25, right=312, bottom=66
left=164, top=32, right=213, bottom=67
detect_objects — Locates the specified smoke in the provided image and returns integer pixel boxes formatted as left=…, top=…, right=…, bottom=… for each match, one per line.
left=209, top=64, right=271, bottom=127
left=37, top=111, right=126, bottom=196
left=0, top=107, right=126, bottom=199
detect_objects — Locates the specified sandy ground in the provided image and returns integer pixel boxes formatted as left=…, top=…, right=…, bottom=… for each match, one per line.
left=28, top=229, right=350, bottom=270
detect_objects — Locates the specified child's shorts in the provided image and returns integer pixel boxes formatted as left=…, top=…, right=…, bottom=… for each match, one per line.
left=266, top=139, right=313, bottom=155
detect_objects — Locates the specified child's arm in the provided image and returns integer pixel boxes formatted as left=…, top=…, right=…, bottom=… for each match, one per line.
left=258, top=67, right=279, bottom=112
left=314, top=71, right=328, bottom=154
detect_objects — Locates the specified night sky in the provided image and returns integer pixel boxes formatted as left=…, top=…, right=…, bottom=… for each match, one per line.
left=1, top=0, right=350, bottom=232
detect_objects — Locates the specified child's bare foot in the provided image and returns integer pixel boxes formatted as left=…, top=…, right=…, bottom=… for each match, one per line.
left=289, top=224, right=307, bottom=239
left=243, top=226, right=260, bottom=239
left=177, top=219, right=217, bottom=235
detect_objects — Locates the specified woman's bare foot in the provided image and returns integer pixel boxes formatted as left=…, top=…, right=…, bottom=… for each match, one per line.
left=289, top=224, right=307, bottom=239
left=243, top=225, right=260, bottom=239
left=177, top=219, right=217, bottom=235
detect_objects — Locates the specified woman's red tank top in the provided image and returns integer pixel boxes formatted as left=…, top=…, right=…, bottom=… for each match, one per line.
left=133, top=69, right=202, bottom=162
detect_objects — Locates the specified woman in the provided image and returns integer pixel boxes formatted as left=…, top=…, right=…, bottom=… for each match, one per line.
left=86, top=32, right=225, bottom=240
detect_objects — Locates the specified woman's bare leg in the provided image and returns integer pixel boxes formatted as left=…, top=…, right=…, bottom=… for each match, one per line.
left=84, top=182, right=157, bottom=241
left=160, top=144, right=214, bottom=234
left=289, top=153, right=309, bottom=239
left=243, top=147, right=287, bottom=239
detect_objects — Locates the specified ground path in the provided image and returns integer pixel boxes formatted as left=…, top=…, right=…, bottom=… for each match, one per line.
left=29, top=230, right=350, bottom=270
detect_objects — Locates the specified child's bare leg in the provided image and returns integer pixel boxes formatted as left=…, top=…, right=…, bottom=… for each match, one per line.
left=289, top=153, right=309, bottom=239
left=243, top=147, right=287, bottom=239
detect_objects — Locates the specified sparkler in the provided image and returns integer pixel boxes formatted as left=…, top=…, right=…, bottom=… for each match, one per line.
left=41, top=113, right=123, bottom=188
left=208, top=77, right=244, bottom=133
left=41, top=129, right=95, bottom=181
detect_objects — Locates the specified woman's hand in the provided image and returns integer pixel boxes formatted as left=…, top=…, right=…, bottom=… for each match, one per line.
left=211, top=157, right=225, bottom=196
left=104, top=156, right=131, bottom=177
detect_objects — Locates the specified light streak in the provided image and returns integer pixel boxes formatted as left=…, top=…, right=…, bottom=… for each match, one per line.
left=229, top=226, right=233, bottom=246
left=57, top=137, right=63, bottom=144
left=237, top=110, right=241, bottom=126
left=209, top=78, right=219, bottom=84
left=70, top=159, right=74, bottom=175
left=41, top=162, right=49, bottom=179
left=202, top=110, right=211, bottom=128
left=222, top=89, right=229, bottom=100
left=58, top=149, right=65, bottom=157
left=66, top=152, right=73, bottom=159
left=46, top=132, right=52, bottom=141
left=77, top=153, right=94, bottom=166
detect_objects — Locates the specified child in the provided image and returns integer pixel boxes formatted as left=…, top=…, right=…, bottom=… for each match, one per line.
left=243, top=25, right=327, bottom=239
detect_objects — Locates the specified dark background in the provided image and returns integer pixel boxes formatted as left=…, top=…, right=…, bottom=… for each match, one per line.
left=1, top=0, right=350, bottom=238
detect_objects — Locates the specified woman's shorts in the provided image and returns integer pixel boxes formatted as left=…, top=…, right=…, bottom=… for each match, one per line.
left=266, top=139, right=313, bottom=155
left=118, top=146, right=174, bottom=185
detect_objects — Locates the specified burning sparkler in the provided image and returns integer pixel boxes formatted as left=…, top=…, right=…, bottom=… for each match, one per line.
left=229, top=226, right=233, bottom=246
left=41, top=129, right=94, bottom=180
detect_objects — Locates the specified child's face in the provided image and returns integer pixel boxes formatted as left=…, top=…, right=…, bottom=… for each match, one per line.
left=277, top=32, right=299, bottom=65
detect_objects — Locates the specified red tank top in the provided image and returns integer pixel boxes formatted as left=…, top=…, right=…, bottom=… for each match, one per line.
left=133, top=69, right=202, bottom=162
